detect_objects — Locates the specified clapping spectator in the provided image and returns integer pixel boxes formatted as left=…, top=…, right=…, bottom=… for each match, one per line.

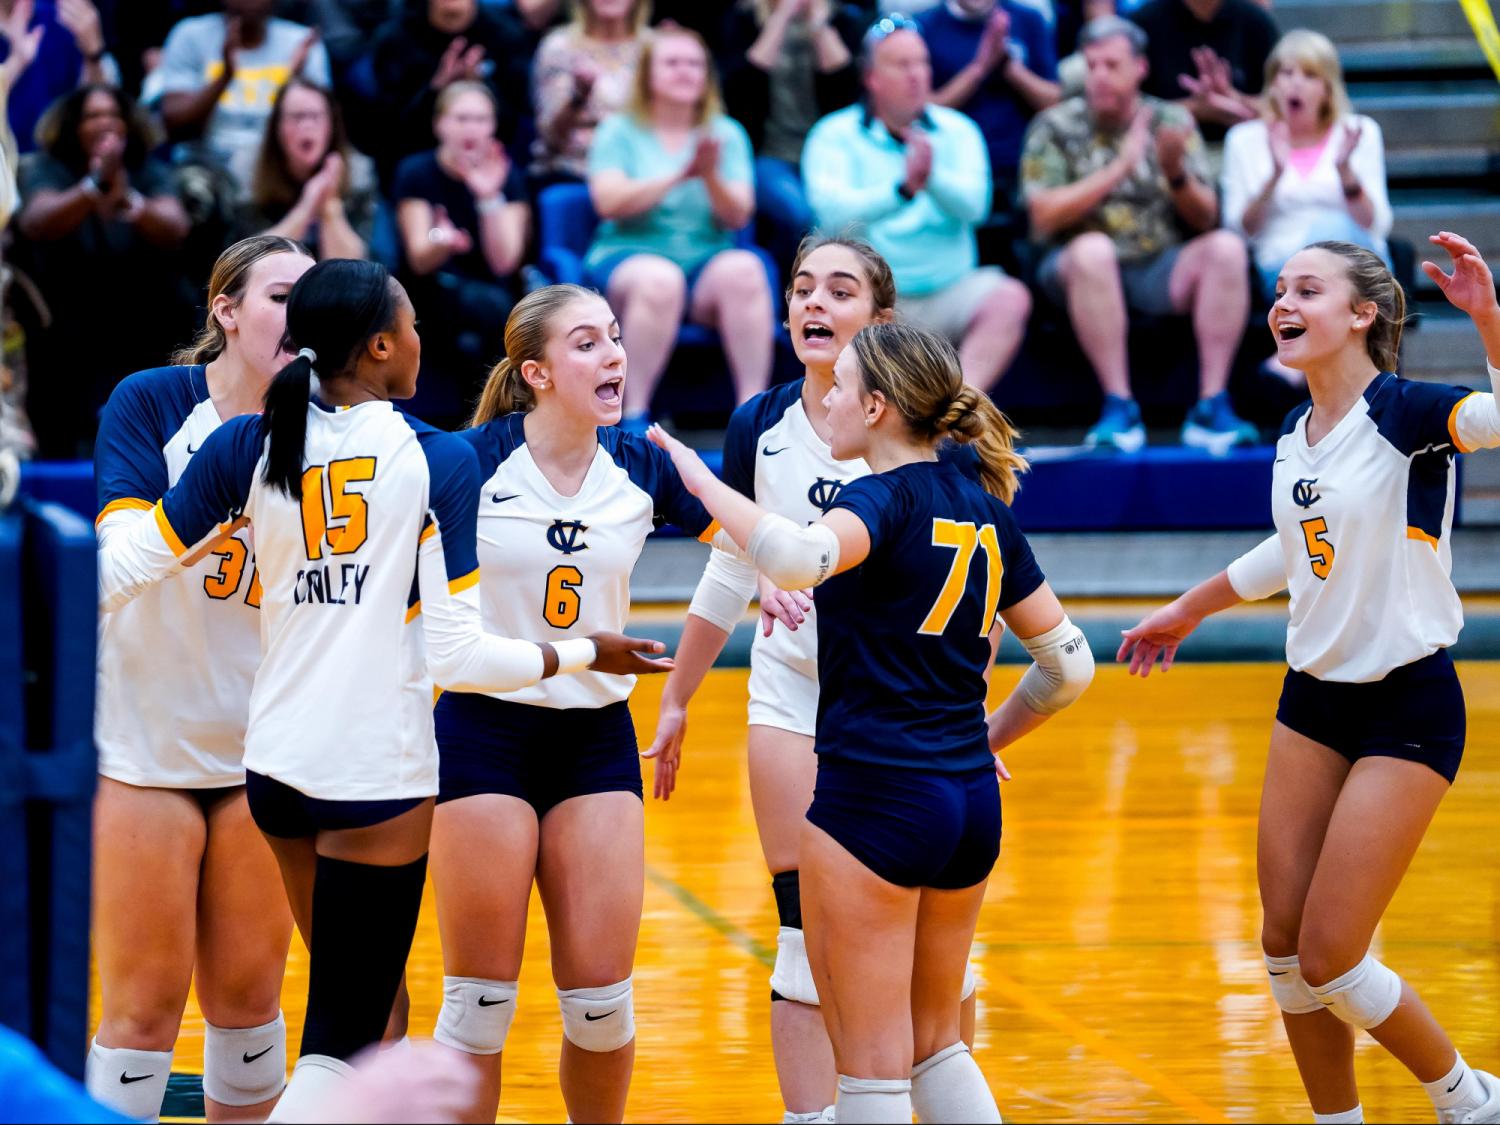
left=243, top=77, right=376, bottom=259
left=1, top=0, right=120, bottom=153
left=394, top=80, right=528, bottom=406
left=1222, top=30, right=1390, bottom=302
left=585, top=26, right=773, bottom=427
left=919, top=0, right=1060, bottom=212
left=1021, top=17, right=1255, bottom=452
left=803, top=13, right=1032, bottom=391
left=368, top=0, right=536, bottom=178
left=721, top=0, right=864, bottom=275
left=1130, top=0, right=1277, bottom=150
left=529, top=0, right=650, bottom=193
left=147, top=0, right=331, bottom=197
left=15, top=84, right=192, bottom=455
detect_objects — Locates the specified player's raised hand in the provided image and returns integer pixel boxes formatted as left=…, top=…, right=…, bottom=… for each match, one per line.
left=641, top=696, right=687, bottom=800
left=587, top=631, right=675, bottom=675
left=1423, top=231, right=1499, bottom=322
left=1117, top=599, right=1202, bottom=677
left=646, top=424, right=717, bottom=496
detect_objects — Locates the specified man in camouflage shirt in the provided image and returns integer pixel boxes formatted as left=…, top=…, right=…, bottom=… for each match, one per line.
left=1020, top=16, right=1256, bottom=453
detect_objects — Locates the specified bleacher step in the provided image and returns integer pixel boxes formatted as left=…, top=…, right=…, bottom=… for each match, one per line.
left=1340, top=38, right=1491, bottom=76
left=1276, top=0, right=1475, bottom=44
left=1352, top=84, right=1500, bottom=149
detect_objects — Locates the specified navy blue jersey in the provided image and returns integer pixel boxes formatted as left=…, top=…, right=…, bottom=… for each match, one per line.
left=815, top=459, right=1045, bottom=772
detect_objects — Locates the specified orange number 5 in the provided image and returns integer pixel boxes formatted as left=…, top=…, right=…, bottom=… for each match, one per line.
left=1300, top=517, right=1334, bottom=580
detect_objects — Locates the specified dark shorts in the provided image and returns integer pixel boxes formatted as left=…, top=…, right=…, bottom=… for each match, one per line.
left=434, top=692, right=643, bottom=814
left=245, top=771, right=426, bottom=838
left=1275, top=649, right=1466, bottom=783
left=1037, top=242, right=1184, bottom=317
left=583, top=250, right=715, bottom=296
left=806, top=758, right=1001, bottom=889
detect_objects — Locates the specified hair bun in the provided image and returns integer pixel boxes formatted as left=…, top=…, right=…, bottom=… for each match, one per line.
left=935, top=385, right=984, bottom=440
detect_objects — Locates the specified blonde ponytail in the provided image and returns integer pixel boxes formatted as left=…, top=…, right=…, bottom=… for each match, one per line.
left=934, top=385, right=1028, bottom=505
left=470, top=357, right=535, bottom=426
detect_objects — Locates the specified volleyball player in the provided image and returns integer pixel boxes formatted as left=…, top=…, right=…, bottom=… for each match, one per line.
left=426, top=284, right=717, bottom=1124
left=90, top=235, right=313, bottom=1123
left=98, top=259, right=669, bottom=1118
left=649, top=322, right=1094, bottom=1124
left=1119, top=233, right=1500, bottom=1125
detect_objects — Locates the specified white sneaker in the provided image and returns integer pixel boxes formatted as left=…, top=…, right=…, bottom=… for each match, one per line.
left=1441, top=1070, right=1500, bottom=1124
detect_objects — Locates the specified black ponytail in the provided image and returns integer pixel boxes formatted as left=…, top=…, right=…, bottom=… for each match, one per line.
left=260, top=259, right=400, bottom=498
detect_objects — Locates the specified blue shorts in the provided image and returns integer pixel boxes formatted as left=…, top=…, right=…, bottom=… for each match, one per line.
left=1276, top=649, right=1465, bottom=783
left=434, top=693, right=643, bottom=814
left=245, top=771, right=425, bottom=838
left=584, top=250, right=714, bottom=296
left=806, top=758, right=1001, bottom=889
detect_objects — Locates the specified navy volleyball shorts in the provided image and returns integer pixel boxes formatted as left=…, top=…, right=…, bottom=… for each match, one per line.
left=1275, top=649, right=1465, bottom=783
left=245, top=771, right=425, bottom=838
left=434, top=692, right=643, bottom=814
left=806, top=757, right=1001, bottom=889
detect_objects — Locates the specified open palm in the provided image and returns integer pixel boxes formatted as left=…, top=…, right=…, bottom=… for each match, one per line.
left=1423, top=231, right=1499, bottom=320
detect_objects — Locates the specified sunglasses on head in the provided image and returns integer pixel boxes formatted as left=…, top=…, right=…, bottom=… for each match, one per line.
left=863, top=12, right=919, bottom=48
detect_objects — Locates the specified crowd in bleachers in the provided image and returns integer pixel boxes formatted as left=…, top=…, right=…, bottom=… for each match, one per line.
left=0, top=0, right=1394, bottom=459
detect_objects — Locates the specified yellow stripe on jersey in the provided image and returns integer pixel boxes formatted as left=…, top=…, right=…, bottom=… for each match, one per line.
left=96, top=497, right=154, bottom=527
left=1407, top=526, right=1441, bottom=550
left=1448, top=392, right=1478, bottom=454
left=154, top=501, right=189, bottom=556
left=404, top=601, right=422, bottom=623
left=698, top=519, right=721, bottom=545
left=418, top=522, right=437, bottom=545
left=448, top=569, right=480, bottom=596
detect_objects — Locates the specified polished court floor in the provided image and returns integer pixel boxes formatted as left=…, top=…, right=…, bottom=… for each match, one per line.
left=133, top=663, right=1500, bottom=1123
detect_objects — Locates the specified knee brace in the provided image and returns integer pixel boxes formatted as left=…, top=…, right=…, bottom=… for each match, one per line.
left=434, top=977, right=518, bottom=1055
left=558, top=978, right=635, bottom=1053
left=203, top=1012, right=287, bottom=1106
left=265, top=1054, right=354, bottom=1124
left=1264, top=954, right=1322, bottom=1015
left=86, top=1040, right=174, bottom=1122
left=769, top=925, right=821, bottom=1006
left=962, top=961, right=978, bottom=1003
left=1309, top=954, right=1402, bottom=1029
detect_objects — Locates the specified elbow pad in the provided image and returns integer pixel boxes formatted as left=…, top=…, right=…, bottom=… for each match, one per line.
left=1016, top=616, right=1094, bottom=716
left=747, top=513, right=840, bottom=590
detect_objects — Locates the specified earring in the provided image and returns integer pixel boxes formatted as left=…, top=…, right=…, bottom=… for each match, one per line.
left=537, top=380, right=550, bottom=389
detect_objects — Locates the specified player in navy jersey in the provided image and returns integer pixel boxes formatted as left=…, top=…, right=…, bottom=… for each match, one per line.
left=650, top=322, right=1094, bottom=1124
left=1121, top=235, right=1500, bottom=1125
left=424, top=285, right=711, bottom=1124
left=98, top=260, right=669, bottom=1119
left=90, top=235, right=314, bottom=1123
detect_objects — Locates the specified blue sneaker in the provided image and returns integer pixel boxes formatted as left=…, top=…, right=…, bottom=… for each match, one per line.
left=1083, top=395, right=1146, bottom=453
left=618, top=411, right=651, bottom=436
left=1181, top=392, right=1258, bottom=454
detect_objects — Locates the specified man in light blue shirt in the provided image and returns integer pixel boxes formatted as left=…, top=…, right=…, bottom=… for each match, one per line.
left=802, top=13, right=1031, bottom=391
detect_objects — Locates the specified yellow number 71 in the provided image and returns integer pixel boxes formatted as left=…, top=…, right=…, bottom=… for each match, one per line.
left=918, top=519, right=1003, bottom=637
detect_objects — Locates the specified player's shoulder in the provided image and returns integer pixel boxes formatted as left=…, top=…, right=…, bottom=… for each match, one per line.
left=399, top=411, right=481, bottom=479
left=455, top=411, right=527, bottom=476
left=104, top=364, right=204, bottom=426
left=727, top=380, right=803, bottom=443
left=1279, top=398, right=1313, bottom=438
left=1363, top=372, right=1472, bottom=448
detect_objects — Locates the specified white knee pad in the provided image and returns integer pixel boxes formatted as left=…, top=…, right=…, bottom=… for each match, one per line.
left=204, top=1012, right=287, bottom=1106
left=1309, top=954, right=1402, bottom=1029
left=266, top=1054, right=354, bottom=1123
left=1264, top=954, right=1323, bottom=1015
left=86, top=1039, right=174, bottom=1122
left=558, top=978, right=635, bottom=1053
left=770, top=926, right=820, bottom=1006
left=433, top=977, right=518, bottom=1055
left=961, top=961, right=978, bottom=1003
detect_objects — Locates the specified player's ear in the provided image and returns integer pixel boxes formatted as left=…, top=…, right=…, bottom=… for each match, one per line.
left=871, top=305, right=895, bottom=325
left=211, top=292, right=237, bottom=335
left=1351, top=298, right=1377, bottom=331
left=520, top=358, right=550, bottom=391
left=367, top=330, right=392, bottom=362
left=866, top=389, right=887, bottom=428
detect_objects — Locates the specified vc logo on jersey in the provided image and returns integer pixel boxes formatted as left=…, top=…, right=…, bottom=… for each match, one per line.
left=807, top=477, right=844, bottom=513
left=1292, top=478, right=1321, bottom=509
left=546, top=519, right=590, bottom=554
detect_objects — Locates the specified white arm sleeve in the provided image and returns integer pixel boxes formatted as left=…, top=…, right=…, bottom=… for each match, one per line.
left=417, top=532, right=560, bottom=693
left=746, top=513, right=840, bottom=590
left=1226, top=533, right=1288, bottom=601
left=1015, top=616, right=1094, bottom=716
left=1451, top=363, right=1500, bottom=453
left=687, top=542, right=760, bottom=633
left=97, top=506, right=187, bottom=615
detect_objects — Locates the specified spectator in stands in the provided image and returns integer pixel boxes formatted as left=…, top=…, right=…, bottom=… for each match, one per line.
left=368, top=0, right=536, bottom=176
left=721, top=0, right=864, bottom=276
left=1021, top=17, right=1255, bottom=452
left=529, top=0, right=650, bottom=194
left=241, top=77, right=376, bottom=259
left=148, top=0, right=331, bottom=196
left=585, top=25, right=773, bottom=427
left=394, top=80, right=528, bottom=404
left=803, top=13, right=1032, bottom=392
left=1129, top=0, right=1277, bottom=150
left=918, top=0, right=1061, bottom=212
left=1222, top=29, right=1391, bottom=302
left=1, top=0, right=119, bottom=154
left=15, top=84, right=192, bottom=456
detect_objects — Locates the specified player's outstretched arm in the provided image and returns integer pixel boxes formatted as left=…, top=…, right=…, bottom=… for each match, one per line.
left=988, top=583, right=1094, bottom=754
left=1118, top=570, right=1245, bottom=677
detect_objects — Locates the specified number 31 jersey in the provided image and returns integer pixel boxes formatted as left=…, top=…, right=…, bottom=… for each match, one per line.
left=461, top=413, right=716, bottom=710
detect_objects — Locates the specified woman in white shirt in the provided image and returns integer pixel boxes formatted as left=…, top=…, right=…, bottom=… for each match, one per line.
left=1222, top=30, right=1392, bottom=302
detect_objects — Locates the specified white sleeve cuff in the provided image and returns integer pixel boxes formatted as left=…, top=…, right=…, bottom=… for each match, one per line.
left=550, top=638, right=597, bottom=676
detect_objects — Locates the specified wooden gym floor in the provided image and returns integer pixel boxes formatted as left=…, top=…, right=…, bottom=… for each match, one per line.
left=116, top=663, right=1500, bottom=1123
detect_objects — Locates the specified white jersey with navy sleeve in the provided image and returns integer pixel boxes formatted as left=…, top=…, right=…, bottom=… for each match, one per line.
left=461, top=414, right=716, bottom=709
left=116, top=401, right=550, bottom=800
left=94, top=366, right=257, bottom=788
left=1228, top=372, right=1493, bottom=682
